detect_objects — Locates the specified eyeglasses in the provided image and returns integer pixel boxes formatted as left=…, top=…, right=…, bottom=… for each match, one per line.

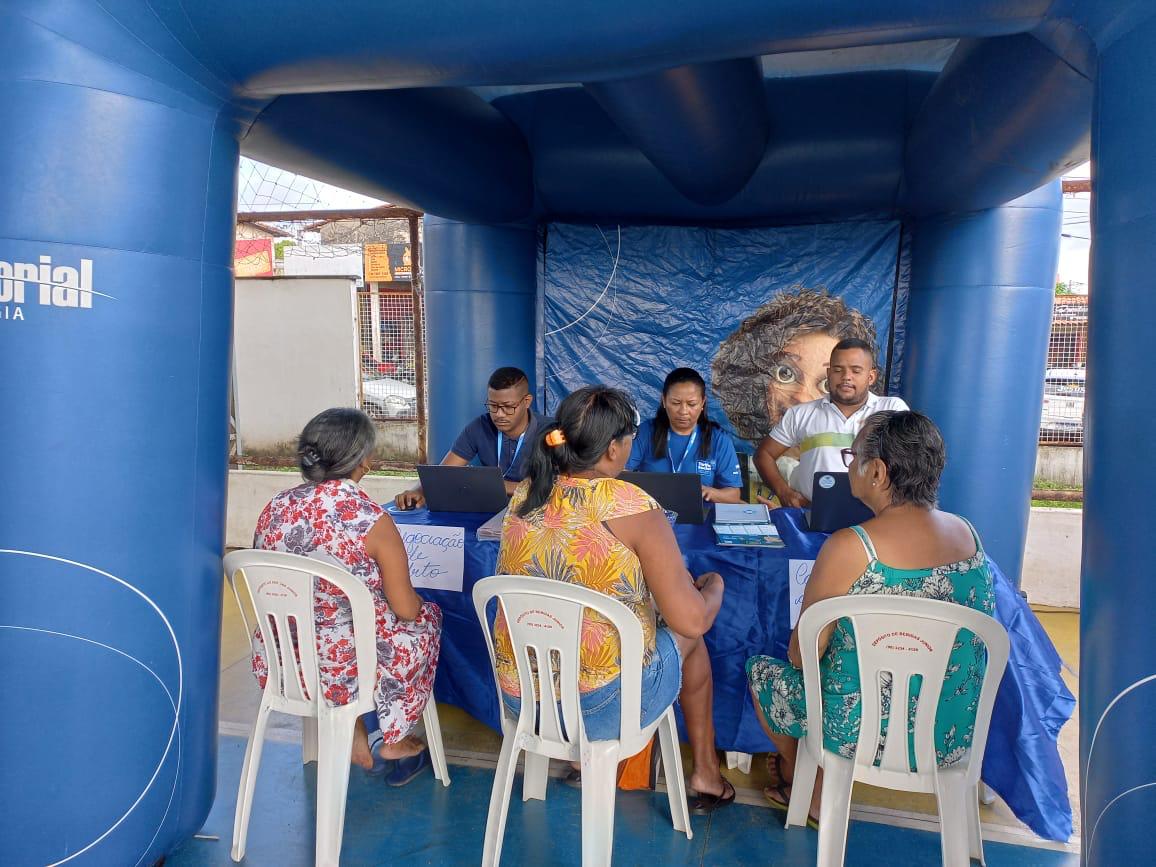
left=841, top=448, right=856, bottom=468
left=484, top=396, right=528, bottom=415
left=618, top=408, right=641, bottom=439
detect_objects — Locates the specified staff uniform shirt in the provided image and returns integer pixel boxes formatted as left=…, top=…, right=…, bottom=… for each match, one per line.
left=450, top=410, right=555, bottom=481
left=769, top=392, right=909, bottom=500
left=626, top=419, right=743, bottom=489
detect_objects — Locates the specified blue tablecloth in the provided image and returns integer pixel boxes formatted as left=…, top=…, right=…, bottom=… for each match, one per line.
left=394, top=506, right=1074, bottom=841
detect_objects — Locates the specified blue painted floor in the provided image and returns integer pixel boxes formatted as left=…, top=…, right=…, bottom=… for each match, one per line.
left=168, top=736, right=1077, bottom=866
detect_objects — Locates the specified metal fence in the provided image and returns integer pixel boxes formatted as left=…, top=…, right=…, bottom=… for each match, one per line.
left=1040, top=295, right=1087, bottom=446
left=232, top=209, right=429, bottom=460
left=357, top=286, right=426, bottom=423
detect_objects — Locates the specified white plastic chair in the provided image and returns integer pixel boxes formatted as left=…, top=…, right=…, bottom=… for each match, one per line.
left=223, top=549, right=450, bottom=866
left=786, top=595, right=1009, bottom=867
left=472, top=575, right=693, bottom=867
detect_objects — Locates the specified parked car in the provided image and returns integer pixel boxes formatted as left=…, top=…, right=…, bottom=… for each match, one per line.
left=362, top=376, right=417, bottom=419
left=1040, top=368, right=1084, bottom=436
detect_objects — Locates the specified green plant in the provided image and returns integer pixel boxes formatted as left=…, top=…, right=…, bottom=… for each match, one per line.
left=1055, top=281, right=1071, bottom=296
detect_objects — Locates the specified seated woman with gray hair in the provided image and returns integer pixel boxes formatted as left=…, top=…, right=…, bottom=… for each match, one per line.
left=251, top=407, right=442, bottom=787
left=745, top=410, right=994, bottom=826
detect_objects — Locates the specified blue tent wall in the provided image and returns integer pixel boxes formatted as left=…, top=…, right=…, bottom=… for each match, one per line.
left=0, top=4, right=246, bottom=863
left=904, top=183, right=1062, bottom=586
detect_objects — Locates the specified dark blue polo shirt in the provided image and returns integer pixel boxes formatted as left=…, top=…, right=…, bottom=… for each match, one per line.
left=449, top=410, right=555, bottom=481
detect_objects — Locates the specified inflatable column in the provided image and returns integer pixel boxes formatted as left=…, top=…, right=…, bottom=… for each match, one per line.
left=903, top=183, right=1062, bottom=587
left=423, top=219, right=538, bottom=461
left=1080, top=14, right=1156, bottom=864
left=0, top=6, right=238, bottom=863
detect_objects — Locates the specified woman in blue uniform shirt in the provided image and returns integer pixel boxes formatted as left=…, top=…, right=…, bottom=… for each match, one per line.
left=628, top=368, right=745, bottom=503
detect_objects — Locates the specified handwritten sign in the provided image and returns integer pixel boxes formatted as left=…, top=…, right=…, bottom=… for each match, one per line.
left=788, top=559, right=815, bottom=628
left=400, top=525, right=465, bottom=592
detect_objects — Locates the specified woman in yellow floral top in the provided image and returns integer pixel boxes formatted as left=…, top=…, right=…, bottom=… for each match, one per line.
left=493, top=385, right=735, bottom=813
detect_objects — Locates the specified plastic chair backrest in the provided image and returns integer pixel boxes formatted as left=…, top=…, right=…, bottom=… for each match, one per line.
left=223, top=549, right=378, bottom=717
left=472, top=575, right=646, bottom=746
left=796, top=595, right=1009, bottom=791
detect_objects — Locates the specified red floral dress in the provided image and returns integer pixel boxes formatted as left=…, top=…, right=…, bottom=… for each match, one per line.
left=251, top=478, right=442, bottom=744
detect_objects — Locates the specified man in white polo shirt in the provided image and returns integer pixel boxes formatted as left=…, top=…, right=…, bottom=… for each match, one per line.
left=753, top=338, right=908, bottom=507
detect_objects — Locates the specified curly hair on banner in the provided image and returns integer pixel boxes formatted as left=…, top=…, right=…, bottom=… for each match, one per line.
left=711, top=288, right=879, bottom=442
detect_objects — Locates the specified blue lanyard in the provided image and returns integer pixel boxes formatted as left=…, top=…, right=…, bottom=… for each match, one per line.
left=668, top=427, right=699, bottom=473
left=497, top=430, right=526, bottom=478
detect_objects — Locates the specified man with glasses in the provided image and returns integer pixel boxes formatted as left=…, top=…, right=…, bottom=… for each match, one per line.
left=752, top=339, right=907, bottom=508
left=394, top=367, right=554, bottom=509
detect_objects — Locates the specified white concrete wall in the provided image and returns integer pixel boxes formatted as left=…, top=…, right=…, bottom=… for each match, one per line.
left=281, top=245, right=362, bottom=277
left=234, top=277, right=360, bottom=451
left=226, top=470, right=415, bottom=548
left=1035, top=446, right=1083, bottom=487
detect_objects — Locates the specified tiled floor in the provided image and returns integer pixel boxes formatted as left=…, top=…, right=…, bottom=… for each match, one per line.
left=168, top=736, right=1078, bottom=867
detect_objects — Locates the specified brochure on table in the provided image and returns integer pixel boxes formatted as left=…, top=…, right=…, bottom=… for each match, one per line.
left=712, top=503, right=784, bottom=547
left=475, top=507, right=507, bottom=541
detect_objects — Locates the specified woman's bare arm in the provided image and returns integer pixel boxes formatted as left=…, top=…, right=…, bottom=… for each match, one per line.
left=364, top=513, right=422, bottom=621
left=787, top=528, right=867, bottom=668
left=607, top=508, right=723, bottom=639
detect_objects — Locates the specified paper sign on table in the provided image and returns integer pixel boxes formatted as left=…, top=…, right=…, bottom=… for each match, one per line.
left=788, top=559, right=815, bottom=628
left=400, top=525, right=465, bottom=592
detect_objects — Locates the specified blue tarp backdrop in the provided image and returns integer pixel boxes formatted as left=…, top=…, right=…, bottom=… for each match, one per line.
left=541, top=222, right=907, bottom=447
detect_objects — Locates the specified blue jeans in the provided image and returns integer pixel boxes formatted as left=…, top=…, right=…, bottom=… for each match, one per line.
left=502, top=627, right=683, bottom=741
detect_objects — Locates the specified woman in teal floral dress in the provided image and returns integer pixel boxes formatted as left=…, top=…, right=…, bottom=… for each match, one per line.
left=746, top=410, right=994, bottom=826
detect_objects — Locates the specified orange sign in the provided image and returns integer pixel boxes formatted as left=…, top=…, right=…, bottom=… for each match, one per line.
left=364, top=243, right=413, bottom=281
left=234, top=238, right=274, bottom=277
left=364, top=243, right=393, bottom=281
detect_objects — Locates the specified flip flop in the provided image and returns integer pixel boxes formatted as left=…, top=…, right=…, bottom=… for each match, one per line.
left=562, top=767, right=582, bottom=789
left=385, top=748, right=431, bottom=787
left=765, top=753, right=792, bottom=788
left=762, top=783, right=819, bottom=830
left=688, top=779, right=736, bottom=815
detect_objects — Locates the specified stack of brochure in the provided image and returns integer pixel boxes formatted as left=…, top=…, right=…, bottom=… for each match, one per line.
left=476, top=507, right=508, bottom=541
left=713, top=503, right=784, bottom=548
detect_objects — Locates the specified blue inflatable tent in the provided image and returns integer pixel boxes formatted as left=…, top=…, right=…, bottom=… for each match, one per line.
left=0, top=1, right=1151, bottom=862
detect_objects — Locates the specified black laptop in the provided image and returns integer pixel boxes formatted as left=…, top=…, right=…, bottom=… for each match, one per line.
left=619, top=471, right=706, bottom=525
left=806, top=471, right=874, bottom=533
left=417, top=465, right=509, bottom=514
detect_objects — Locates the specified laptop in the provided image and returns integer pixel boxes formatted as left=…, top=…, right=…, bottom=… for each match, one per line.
left=417, top=465, right=509, bottom=514
left=806, top=471, right=874, bottom=533
left=619, top=471, right=706, bottom=525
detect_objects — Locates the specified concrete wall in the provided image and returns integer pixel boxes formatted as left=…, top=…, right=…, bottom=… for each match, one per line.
left=226, top=470, right=415, bottom=548
left=1035, top=445, right=1083, bottom=487
left=281, top=245, right=362, bottom=277
left=234, top=277, right=360, bottom=450
left=376, top=421, right=419, bottom=462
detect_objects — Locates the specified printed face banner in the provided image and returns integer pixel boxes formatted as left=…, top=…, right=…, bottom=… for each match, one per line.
left=541, top=222, right=906, bottom=448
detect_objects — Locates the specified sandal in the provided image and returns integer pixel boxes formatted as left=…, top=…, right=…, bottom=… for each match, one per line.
left=762, top=783, right=819, bottom=830
left=765, top=753, right=792, bottom=788
left=562, top=767, right=582, bottom=789
left=385, top=749, right=430, bottom=787
left=688, top=779, right=736, bottom=815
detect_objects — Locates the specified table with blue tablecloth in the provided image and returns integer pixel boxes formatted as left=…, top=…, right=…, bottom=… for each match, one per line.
left=393, top=505, right=1074, bottom=841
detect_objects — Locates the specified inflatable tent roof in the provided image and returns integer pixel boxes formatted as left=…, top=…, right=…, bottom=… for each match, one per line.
left=147, top=0, right=1115, bottom=226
